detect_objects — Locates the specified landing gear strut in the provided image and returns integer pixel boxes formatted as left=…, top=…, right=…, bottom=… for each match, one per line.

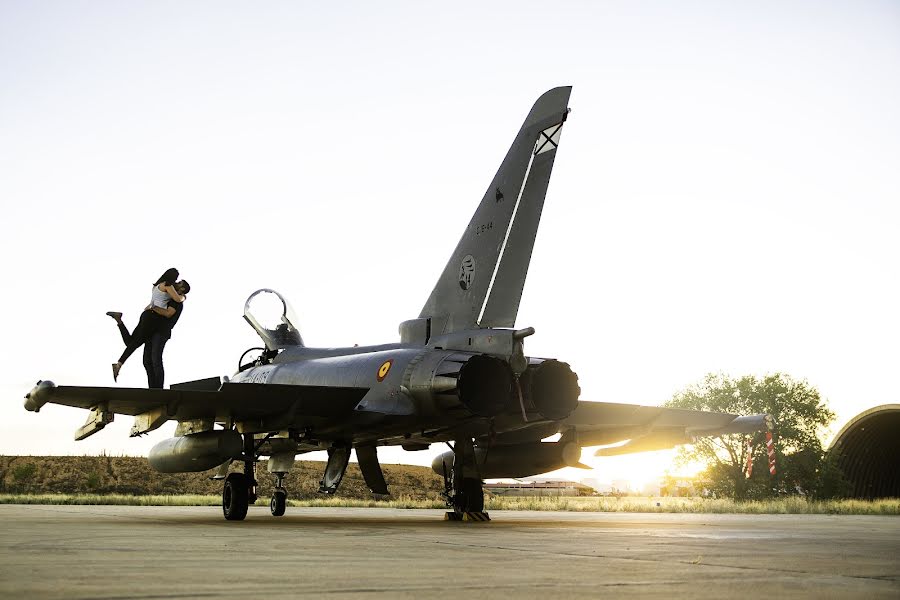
left=266, top=450, right=296, bottom=517
left=222, top=432, right=258, bottom=521
left=270, top=471, right=287, bottom=517
left=442, top=438, right=487, bottom=519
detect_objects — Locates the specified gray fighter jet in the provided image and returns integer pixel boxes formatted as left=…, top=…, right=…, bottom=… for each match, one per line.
left=24, top=87, right=772, bottom=521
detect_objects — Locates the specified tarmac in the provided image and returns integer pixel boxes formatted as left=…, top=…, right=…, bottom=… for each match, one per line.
left=0, top=505, right=898, bottom=598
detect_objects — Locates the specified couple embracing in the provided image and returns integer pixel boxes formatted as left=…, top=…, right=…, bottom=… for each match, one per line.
left=108, top=267, right=191, bottom=389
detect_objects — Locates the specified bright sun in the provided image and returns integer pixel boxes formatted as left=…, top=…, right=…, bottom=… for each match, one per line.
left=541, top=447, right=706, bottom=493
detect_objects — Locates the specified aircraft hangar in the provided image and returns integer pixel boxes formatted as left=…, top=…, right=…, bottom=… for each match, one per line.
left=828, top=405, right=900, bottom=499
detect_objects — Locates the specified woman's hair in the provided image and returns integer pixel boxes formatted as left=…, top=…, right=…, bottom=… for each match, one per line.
left=155, top=268, right=180, bottom=286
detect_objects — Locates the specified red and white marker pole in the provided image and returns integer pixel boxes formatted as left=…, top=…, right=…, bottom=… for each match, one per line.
left=744, top=437, right=754, bottom=479
left=766, top=431, right=776, bottom=475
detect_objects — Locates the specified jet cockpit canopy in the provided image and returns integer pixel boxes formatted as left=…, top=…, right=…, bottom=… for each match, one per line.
left=243, top=288, right=304, bottom=350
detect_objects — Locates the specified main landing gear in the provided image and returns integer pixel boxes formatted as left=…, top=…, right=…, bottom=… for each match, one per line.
left=223, top=472, right=251, bottom=521
left=442, top=437, right=488, bottom=521
left=223, top=433, right=259, bottom=521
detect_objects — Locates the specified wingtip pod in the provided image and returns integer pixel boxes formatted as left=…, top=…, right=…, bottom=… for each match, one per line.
left=24, top=380, right=55, bottom=412
left=732, top=413, right=776, bottom=434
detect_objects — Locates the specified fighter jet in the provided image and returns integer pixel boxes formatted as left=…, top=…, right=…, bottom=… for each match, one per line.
left=24, top=87, right=772, bottom=521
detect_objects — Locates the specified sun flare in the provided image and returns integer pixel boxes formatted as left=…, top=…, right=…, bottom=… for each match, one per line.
left=537, top=447, right=706, bottom=494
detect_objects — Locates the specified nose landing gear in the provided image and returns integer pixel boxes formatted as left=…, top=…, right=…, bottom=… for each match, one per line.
left=270, top=471, right=288, bottom=517
left=267, top=451, right=296, bottom=517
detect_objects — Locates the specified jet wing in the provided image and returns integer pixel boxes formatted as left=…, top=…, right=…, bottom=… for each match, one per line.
left=24, top=380, right=367, bottom=429
left=562, top=400, right=773, bottom=456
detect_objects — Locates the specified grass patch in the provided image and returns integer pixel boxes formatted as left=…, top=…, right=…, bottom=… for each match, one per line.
left=0, top=494, right=223, bottom=506
left=1, top=493, right=897, bottom=514
left=485, top=496, right=900, bottom=515
left=0, top=455, right=444, bottom=499
left=0, top=493, right=446, bottom=509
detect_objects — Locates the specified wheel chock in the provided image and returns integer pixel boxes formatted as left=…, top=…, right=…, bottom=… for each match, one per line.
left=444, top=511, right=490, bottom=522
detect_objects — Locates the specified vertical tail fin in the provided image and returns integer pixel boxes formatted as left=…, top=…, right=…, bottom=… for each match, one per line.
left=419, top=87, right=572, bottom=335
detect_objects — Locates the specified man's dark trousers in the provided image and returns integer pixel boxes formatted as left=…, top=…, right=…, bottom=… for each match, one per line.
left=143, top=331, right=169, bottom=389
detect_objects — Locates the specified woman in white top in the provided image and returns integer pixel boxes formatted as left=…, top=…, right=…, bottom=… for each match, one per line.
left=151, top=275, right=181, bottom=310
left=107, top=268, right=185, bottom=381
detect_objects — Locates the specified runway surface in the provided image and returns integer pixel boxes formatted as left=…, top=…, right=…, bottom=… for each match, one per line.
left=0, top=505, right=898, bottom=598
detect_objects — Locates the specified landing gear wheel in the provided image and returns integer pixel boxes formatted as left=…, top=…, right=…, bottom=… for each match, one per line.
left=270, top=488, right=287, bottom=517
left=459, top=477, right=484, bottom=513
left=223, top=473, right=249, bottom=521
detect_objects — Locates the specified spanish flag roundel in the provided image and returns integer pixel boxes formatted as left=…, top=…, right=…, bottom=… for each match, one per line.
left=377, top=359, right=393, bottom=382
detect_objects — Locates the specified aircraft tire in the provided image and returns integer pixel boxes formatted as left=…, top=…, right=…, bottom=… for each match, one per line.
left=461, top=478, right=484, bottom=512
left=270, top=489, right=287, bottom=517
left=223, top=473, right=249, bottom=521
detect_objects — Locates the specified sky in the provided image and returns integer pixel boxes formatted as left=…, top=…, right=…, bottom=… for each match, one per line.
left=1, top=1, right=898, bottom=486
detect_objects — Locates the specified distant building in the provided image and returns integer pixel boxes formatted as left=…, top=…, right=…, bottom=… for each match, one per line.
left=484, top=479, right=595, bottom=497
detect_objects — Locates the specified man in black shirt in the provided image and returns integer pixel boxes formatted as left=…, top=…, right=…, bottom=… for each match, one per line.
left=144, top=280, right=191, bottom=389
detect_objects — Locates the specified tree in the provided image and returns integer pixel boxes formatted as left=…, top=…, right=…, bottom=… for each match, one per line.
left=666, top=373, right=838, bottom=500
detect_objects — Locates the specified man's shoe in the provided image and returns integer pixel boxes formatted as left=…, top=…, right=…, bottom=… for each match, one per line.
left=112, top=363, right=121, bottom=382
left=106, top=311, right=123, bottom=320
